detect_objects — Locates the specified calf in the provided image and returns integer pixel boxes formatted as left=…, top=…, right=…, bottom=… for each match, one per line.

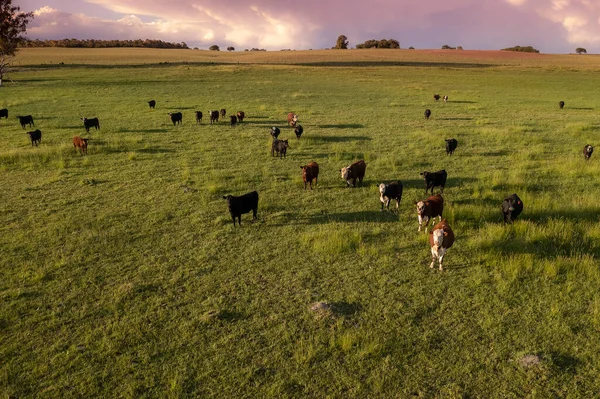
left=287, top=112, right=298, bottom=127
left=209, top=110, right=219, bottom=124
left=584, top=144, right=594, bottom=160
left=502, top=193, right=523, bottom=223
left=379, top=181, right=403, bottom=212
left=559, top=101, right=565, bottom=109
left=0, top=108, right=7, bottom=119
left=294, top=124, right=304, bottom=139
left=340, top=160, right=366, bottom=187
left=271, top=139, right=289, bottom=158
left=236, top=111, right=245, bottom=123
left=195, top=111, right=203, bottom=124
left=168, top=112, right=182, bottom=126
left=420, top=169, right=447, bottom=194
left=18, top=115, right=34, bottom=129
left=443, top=95, right=448, bottom=102
left=81, top=117, right=100, bottom=132
left=26, top=129, right=42, bottom=147
left=424, top=109, right=431, bottom=120
left=445, top=138, right=458, bottom=155
left=270, top=126, right=281, bottom=139
left=429, top=219, right=455, bottom=271
left=230, top=115, right=238, bottom=127
left=300, top=161, right=319, bottom=190
left=433, top=94, right=441, bottom=101
left=415, top=194, right=444, bottom=232
left=223, top=191, right=259, bottom=226
left=220, top=109, right=227, bottom=120
left=73, top=136, right=90, bottom=155
left=148, top=100, right=156, bottom=109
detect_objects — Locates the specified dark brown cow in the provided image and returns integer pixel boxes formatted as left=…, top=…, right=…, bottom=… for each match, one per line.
left=230, top=115, right=238, bottom=126
left=559, top=101, right=565, bottom=109
left=236, top=111, right=245, bottom=123
left=424, top=109, right=431, bottom=120
left=300, top=162, right=319, bottom=190
left=73, top=136, right=90, bottom=155
left=415, top=194, right=444, bottom=232
left=271, top=139, right=288, bottom=158
left=583, top=144, right=593, bottom=160
left=428, top=219, right=455, bottom=270
left=287, top=112, right=298, bottom=127
left=433, top=94, right=441, bottom=101
left=340, top=160, right=366, bottom=187
left=220, top=109, right=227, bottom=120
left=209, top=110, right=219, bottom=124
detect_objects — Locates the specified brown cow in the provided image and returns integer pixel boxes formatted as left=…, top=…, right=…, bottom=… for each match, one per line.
left=236, top=111, right=245, bottom=123
left=415, top=194, right=443, bottom=232
left=287, top=112, right=298, bottom=127
left=340, top=160, right=366, bottom=187
left=300, top=162, right=319, bottom=190
left=428, top=219, right=455, bottom=270
left=73, top=136, right=89, bottom=155
left=220, top=109, right=227, bottom=120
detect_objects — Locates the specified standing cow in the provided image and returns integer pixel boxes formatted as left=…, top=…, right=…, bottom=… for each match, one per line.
left=168, top=112, right=182, bottom=126
left=379, top=181, right=403, bottom=212
left=300, top=162, right=319, bottom=190
left=445, top=138, right=458, bottom=155
left=415, top=194, right=444, bottom=232
left=433, top=94, right=441, bottom=101
left=270, top=126, right=281, bottom=139
left=271, top=139, right=289, bottom=158
left=424, top=109, right=431, bottom=120
left=148, top=100, right=156, bottom=109
left=421, top=170, right=447, bottom=194
left=17, top=115, right=34, bottom=129
left=230, top=115, right=238, bottom=126
left=222, top=191, right=259, bottom=226
left=502, top=194, right=523, bottom=223
left=0, top=108, right=8, bottom=119
left=220, top=109, right=227, bottom=121
left=340, top=160, right=366, bottom=187
left=209, top=110, right=219, bottom=124
left=583, top=144, right=593, bottom=160
left=73, top=136, right=90, bottom=155
left=81, top=117, right=100, bottom=132
left=559, top=101, right=565, bottom=109
left=195, top=111, right=203, bottom=124
left=236, top=111, right=245, bottom=123
left=294, top=124, right=304, bottom=139
left=429, top=219, right=455, bottom=271
left=287, top=112, right=298, bottom=127
left=26, top=129, right=42, bottom=146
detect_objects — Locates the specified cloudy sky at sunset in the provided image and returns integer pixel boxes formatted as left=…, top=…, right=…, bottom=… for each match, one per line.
left=17, top=0, right=600, bottom=53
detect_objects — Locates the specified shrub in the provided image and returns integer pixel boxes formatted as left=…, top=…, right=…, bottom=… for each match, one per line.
left=501, top=45, right=540, bottom=53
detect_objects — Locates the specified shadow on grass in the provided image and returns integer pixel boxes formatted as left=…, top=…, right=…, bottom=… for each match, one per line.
left=308, top=211, right=400, bottom=224
left=307, top=135, right=371, bottom=143
left=118, top=128, right=169, bottom=134
left=450, top=100, right=477, bottom=104
left=438, top=117, right=473, bottom=121
left=331, top=302, right=362, bottom=318
left=550, top=352, right=581, bottom=373
left=569, top=107, right=594, bottom=110
left=137, top=147, right=176, bottom=154
left=317, top=124, right=365, bottom=129
left=297, top=61, right=493, bottom=68
left=401, top=177, right=477, bottom=191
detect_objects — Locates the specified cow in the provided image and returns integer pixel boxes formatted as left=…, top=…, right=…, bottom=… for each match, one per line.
left=168, top=112, right=182, bottom=126
left=424, top=109, right=431, bottom=120
left=294, top=124, right=304, bottom=139
left=222, top=191, right=259, bottom=226
left=429, top=219, right=455, bottom=271
left=209, top=110, right=219, bottom=124
left=81, top=117, right=100, bottom=132
left=73, top=136, right=90, bottom=155
left=17, top=115, right=34, bottom=129
left=379, top=181, right=403, bottom=212
left=195, top=111, right=203, bottom=124
left=502, top=193, right=523, bottom=224
left=415, top=194, right=444, bottom=232
left=287, top=112, right=298, bottom=127
left=220, top=109, right=227, bottom=121
left=443, top=95, right=448, bottom=102
left=300, top=162, right=319, bottom=190
left=270, top=126, right=281, bottom=139
left=236, top=111, right=245, bottom=123
left=420, top=170, right=447, bottom=195
left=26, top=129, right=42, bottom=147
left=584, top=144, right=594, bottom=160
left=230, top=115, right=238, bottom=126
left=445, top=138, right=458, bottom=155
left=0, top=108, right=8, bottom=119
left=271, top=139, right=289, bottom=158
left=559, top=101, right=565, bottom=109
left=340, top=160, right=366, bottom=187
left=433, top=94, right=441, bottom=101
left=148, top=100, right=156, bottom=109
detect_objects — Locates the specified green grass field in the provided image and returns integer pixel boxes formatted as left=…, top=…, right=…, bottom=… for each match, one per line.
left=2, top=48, right=600, bottom=398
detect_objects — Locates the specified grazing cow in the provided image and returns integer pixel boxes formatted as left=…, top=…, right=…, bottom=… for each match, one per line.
left=0, top=108, right=8, bottom=119
left=583, top=144, right=594, bottom=160
left=340, top=160, right=366, bottom=187
left=26, top=129, right=42, bottom=147
left=433, top=94, right=441, bottom=101
left=222, top=191, right=259, bottom=226
left=270, top=126, right=281, bottom=139
left=429, top=219, right=455, bottom=271
left=443, top=95, right=448, bottom=102
left=271, top=139, right=289, bottom=158
left=420, top=170, right=447, bottom=194
left=195, top=111, right=203, bottom=124
left=73, top=136, right=89, bottom=155
left=148, top=100, right=156, bottom=109
left=17, top=115, right=34, bottom=129
left=168, top=112, right=182, bottom=126
left=220, top=109, right=227, bottom=121
left=230, top=115, right=238, bottom=126
left=236, top=111, right=245, bottom=123
left=287, top=112, right=298, bottom=127
left=424, top=109, right=431, bottom=120
left=379, top=181, right=403, bottom=212
left=415, top=194, right=444, bottom=232
left=300, top=162, right=319, bottom=190
left=559, top=101, right=565, bottom=109
left=81, top=117, right=100, bottom=132
left=445, top=138, right=458, bottom=155
left=294, top=124, right=304, bottom=139
left=209, top=110, right=219, bottom=124
left=501, top=193, right=523, bottom=224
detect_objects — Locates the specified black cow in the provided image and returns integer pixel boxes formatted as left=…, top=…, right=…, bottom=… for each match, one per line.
left=0, top=108, right=8, bottom=119
left=18, top=115, right=34, bottom=129
left=445, top=138, right=458, bottom=155
left=424, top=109, right=431, bottom=120
left=502, top=194, right=523, bottom=223
left=223, top=191, right=259, bottom=226
left=209, top=110, right=219, bottom=124
left=26, top=129, right=42, bottom=146
left=270, top=126, right=281, bottom=139
left=148, top=100, right=156, bottom=109
left=559, top=101, right=565, bottom=109
left=271, top=139, right=289, bottom=158
left=379, top=181, right=403, bottom=211
left=81, top=117, right=100, bottom=132
left=420, top=170, right=447, bottom=194
left=433, top=94, right=441, bottom=101
left=294, top=124, right=304, bottom=139
left=230, top=115, right=238, bottom=126
left=220, top=109, right=227, bottom=120
left=168, top=112, right=182, bottom=126
left=583, top=144, right=594, bottom=160
left=195, top=111, right=203, bottom=124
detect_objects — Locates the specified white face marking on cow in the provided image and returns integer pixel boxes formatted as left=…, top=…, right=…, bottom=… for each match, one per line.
left=432, top=229, right=444, bottom=250
left=379, top=183, right=386, bottom=195
left=341, top=167, right=349, bottom=181
left=416, top=201, right=425, bottom=214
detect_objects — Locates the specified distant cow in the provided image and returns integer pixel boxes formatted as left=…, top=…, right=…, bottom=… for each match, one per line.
left=26, top=129, right=42, bottom=146
left=18, top=115, right=34, bottom=129
left=379, top=181, right=403, bottom=212
left=81, top=117, right=100, bottom=132
left=168, top=112, right=182, bottom=126
left=230, top=115, right=238, bottom=126
left=559, top=101, right=565, bottom=109
left=424, top=109, right=431, bottom=120
left=445, top=138, right=458, bottom=155
left=73, top=136, right=89, bottom=155
left=502, top=193, right=523, bottom=224
left=236, top=111, right=245, bottom=123
left=0, top=108, right=8, bottom=119
left=340, top=160, right=366, bottom=187
left=209, top=110, right=219, bottom=124
left=421, top=169, right=447, bottom=195
left=433, top=94, right=441, bottom=101
left=415, top=194, right=444, bottom=232
left=271, top=139, right=289, bottom=158
left=287, top=112, right=298, bottom=127
left=584, top=144, right=594, bottom=160
left=220, top=109, right=227, bottom=120
left=443, top=95, right=448, bottom=102
left=429, top=219, right=455, bottom=271
left=195, top=111, right=203, bottom=124
left=294, top=124, right=304, bottom=139
left=223, top=191, right=259, bottom=226
left=301, top=162, right=319, bottom=190
left=148, top=100, right=156, bottom=109
left=270, top=126, right=281, bottom=139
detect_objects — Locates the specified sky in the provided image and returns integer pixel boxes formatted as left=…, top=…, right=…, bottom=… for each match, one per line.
left=16, top=0, right=600, bottom=53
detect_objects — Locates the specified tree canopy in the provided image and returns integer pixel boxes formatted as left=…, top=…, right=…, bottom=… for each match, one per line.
left=1, top=0, right=33, bottom=56
left=501, top=45, right=540, bottom=53
left=335, top=35, right=349, bottom=49
left=575, top=47, right=587, bottom=54
left=355, top=39, right=400, bottom=49
left=209, top=45, right=220, bottom=51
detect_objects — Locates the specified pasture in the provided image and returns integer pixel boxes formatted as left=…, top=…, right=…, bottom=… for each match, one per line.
left=2, top=48, right=600, bottom=398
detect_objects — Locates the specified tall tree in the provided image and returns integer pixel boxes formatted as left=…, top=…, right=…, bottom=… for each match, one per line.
left=335, top=35, right=348, bottom=49
left=0, top=0, right=34, bottom=86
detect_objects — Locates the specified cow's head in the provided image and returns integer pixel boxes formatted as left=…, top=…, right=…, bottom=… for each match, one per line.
left=341, top=167, right=350, bottom=181
left=379, top=183, right=387, bottom=195
left=431, top=228, right=445, bottom=250
left=416, top=200, right=426, bottom=215
left=420, top=171, right=430, bottom=179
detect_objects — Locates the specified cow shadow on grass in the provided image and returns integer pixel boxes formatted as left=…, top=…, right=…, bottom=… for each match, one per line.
left=137, top=147, right=176, bottom=154
left=118, top=128, right=169, bottom=134
left=330, top=301, right=362, bottom=318
left=307, top=135, right=371, bottom=143
left=307, top=211, right=400, bottom=224
left=525, top=208, right=600, bottom=223
left=401, top=177, right=476, bottom=191
left=438, top=117, right=473, bottom=121
left=570, top=107, right=594, bottom=110
left=449, top=100, right=477, bottom=104
left=317, top=124, right=365, bottom=129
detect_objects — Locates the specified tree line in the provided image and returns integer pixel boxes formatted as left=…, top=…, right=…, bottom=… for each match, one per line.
left=20, top=38, right=189, bottom=49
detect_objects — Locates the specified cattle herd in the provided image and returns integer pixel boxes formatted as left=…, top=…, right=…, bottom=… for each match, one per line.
left=0, top=94, right=593, bottom=270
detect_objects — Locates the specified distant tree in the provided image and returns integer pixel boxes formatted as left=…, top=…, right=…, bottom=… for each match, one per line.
left=441, top=45, right=456, bottom=50
left=409, top=46, right=415, bottom=50
left=575, top=47, right=587, bottom=54
left=456, top=46, right=463, bottom=50
left=227, top=46, right=235, bottom=52
left=501, top=45, right=540, bottom=53
left=335, top=35, right=349, bottom=49
left=0, top=0, right=34, bottom=86
left=209, top=45, right=220, bottom=51
left=356, top=38, right=400, bottom=49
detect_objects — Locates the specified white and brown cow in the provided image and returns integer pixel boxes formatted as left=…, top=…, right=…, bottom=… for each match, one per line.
left=415, top=194, right=444, bottom=232
left=379, top=181, right=403, bottom=212
left=287, top=112, right=298, bottom=127
left=428, top=219, right=455, bottom=271
left=340, top=160, right=366, bottom=187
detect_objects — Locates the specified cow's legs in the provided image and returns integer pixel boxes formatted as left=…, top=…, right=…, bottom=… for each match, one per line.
left=430, top=248, right=437, bottom=269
